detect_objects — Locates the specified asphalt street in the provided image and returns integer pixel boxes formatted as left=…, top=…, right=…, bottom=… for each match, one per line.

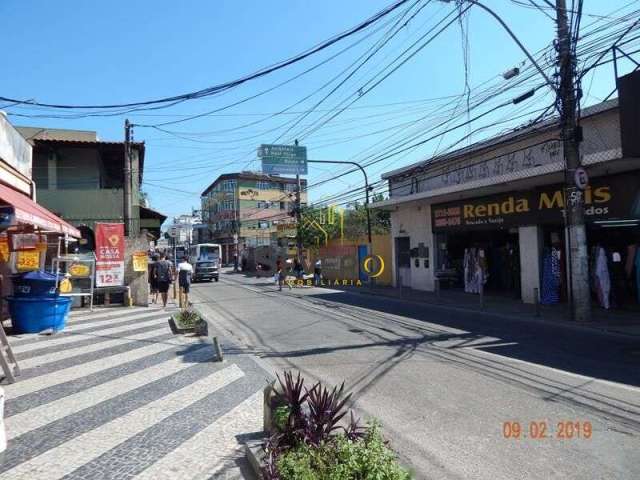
left=191, top=270, right=640, bottom=480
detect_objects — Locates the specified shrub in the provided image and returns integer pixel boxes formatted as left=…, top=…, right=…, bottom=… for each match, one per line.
left=276, top=423, right=410, bottom=480
left=174, top=308, right=199, bottom=329
left=263, top=371, right=410, bottom=479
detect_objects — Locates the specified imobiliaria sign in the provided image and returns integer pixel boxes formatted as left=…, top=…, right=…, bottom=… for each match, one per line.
left=95, top=222, right=125, bottom=287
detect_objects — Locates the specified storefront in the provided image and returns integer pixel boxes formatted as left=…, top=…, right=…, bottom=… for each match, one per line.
left=0, top=114, right=81, bottom=311
left=431, top=172, right=640, bottom=309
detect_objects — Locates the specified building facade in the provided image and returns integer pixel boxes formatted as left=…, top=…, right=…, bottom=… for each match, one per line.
left=200, top=172, right=307, bottom=263
left=376, top=92, right=640, bottom=311
left=18, top=127, right=165, bottom=242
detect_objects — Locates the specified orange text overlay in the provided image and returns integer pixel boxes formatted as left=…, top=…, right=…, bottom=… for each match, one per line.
left=502, top=421, right=592, bottom=440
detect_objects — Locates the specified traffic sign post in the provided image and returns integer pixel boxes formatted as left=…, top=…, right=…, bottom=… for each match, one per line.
left=258, top=144, right=308, bottom=175
left=574, top=167, right=589, bottom=190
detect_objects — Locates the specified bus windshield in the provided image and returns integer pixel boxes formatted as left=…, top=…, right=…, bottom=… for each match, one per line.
left=197, top=245, right=220, bottom=262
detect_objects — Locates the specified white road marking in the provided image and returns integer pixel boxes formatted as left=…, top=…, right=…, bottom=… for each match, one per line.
left=19, top=322, right=167, bottom=369
left=3, top=364, right=244, bottom=480
left=133, top=391, right=262, bottom=480
left=6, top=338, right=191, bottom=399
left=11, top=313, right=168, bottom=354
left=6, top=350, right=202, bottom=439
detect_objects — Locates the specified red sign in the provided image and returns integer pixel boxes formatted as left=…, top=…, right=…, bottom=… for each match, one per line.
left=95, top=223, right=125, bottom=287
left=96, top=223, right=124, bottom=262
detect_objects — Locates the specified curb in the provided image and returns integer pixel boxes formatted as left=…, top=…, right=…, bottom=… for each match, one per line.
left=245, top=440, right=264, bottom=479
left=338, top=287, right=640, bottom=342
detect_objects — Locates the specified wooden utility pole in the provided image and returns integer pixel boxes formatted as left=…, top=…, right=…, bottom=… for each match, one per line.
left=556, top=0, right=591, bottom=322
left=123, top=120, right=133, bottom=237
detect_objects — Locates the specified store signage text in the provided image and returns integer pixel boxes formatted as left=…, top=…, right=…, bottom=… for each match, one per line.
left=432, top=174, right=637, bottom=231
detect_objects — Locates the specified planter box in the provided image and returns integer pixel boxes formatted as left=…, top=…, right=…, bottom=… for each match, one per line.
left=245, top=440, right=265, bottom=479
left=168, top=315, right=195, bottom=334
left=168, top=312, right=208, bottom=336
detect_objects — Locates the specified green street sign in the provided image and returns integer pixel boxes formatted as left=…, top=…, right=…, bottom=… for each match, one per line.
left=258, top=144, right=308, bottom=175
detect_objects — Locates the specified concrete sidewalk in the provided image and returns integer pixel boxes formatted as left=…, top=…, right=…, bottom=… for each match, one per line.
left=1, top=302, right=270, bottom=479
left=333, top=283, right=640, bottom=339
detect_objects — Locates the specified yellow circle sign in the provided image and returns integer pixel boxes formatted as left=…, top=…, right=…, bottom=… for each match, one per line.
left=362, top=255, right=385, bottom=278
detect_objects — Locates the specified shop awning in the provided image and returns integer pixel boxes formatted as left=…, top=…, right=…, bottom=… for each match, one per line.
left=0, top=184, right=81, bottom=237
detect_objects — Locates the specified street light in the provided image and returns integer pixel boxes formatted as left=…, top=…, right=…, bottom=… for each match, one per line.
left=308, top=160, right=373, bottom=245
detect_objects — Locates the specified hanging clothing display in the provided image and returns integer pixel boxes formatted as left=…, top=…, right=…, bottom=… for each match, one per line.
left=594, top=247, right=611, bottom=309
left=464, top=248, right=473, bottom=293
left=541, top=248, right=561, bottom=304
left=463, top=247, right=487, bottom=294
left=626, top=244, right=637, bottom=279
left=635, top=247, right=640, bottom=303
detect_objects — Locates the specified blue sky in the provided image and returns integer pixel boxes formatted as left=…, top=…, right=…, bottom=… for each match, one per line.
left=1, top=0, right=636, bottom=220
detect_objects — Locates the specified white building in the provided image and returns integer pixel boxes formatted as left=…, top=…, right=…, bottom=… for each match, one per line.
left=375, top=88, right=640, bottom=309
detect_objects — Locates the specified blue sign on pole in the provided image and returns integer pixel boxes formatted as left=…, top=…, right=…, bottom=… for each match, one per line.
left=258, top=144, right=308, bottom=175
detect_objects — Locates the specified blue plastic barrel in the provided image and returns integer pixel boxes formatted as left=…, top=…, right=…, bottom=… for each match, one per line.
left=12, top=271, right=60, bottom=298
left=7, top=296, right=72, bottom=333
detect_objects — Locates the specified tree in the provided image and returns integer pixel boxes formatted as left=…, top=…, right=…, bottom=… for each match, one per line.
left=298, top=198, right=390, bottom=248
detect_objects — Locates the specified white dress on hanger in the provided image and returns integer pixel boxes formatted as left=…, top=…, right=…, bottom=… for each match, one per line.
left=595, top=247, right=611, bottom=309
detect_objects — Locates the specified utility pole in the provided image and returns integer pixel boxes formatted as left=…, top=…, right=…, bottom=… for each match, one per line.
left=123, top=119, right=133, bottom=237
left=556, top=0, right=591, bottom=322
left=294, top=140, right=303, bottom=263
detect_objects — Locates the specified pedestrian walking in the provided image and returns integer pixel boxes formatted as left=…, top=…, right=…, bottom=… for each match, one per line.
left=293, top=258, right=303, bottom=281
left=148, top=254, right=159, bottom=304
left=314, top=258, right=322, bottom=286
left=154, top=253, right=173, bottom=308
left=275, top=256, right=283, bottom=286
left=277, top=266, right=286, bottom=291
left=177, top=256, right=193, bottom=309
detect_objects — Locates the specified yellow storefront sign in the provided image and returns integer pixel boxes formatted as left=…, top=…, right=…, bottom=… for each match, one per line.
left=0, top=237, right=9, bottom=262
left=16, top=250, right=40, bottom=271
left=69, top=263, right=91, bottom=277
left=133, top=251, right=148, bottom=272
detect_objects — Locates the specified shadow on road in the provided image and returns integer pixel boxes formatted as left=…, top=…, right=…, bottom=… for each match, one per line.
left=301, top=290, right=640, bottom=387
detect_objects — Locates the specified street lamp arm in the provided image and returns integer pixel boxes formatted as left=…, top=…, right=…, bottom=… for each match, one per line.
left=459, top=0, right=557, bottom=92
left=308, top=159, right=372, bottom=244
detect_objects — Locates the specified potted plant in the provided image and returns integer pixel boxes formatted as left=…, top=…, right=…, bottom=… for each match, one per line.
left=168, top=307, right=200, bottom=334
left=252, top=371, right=411, bottom=479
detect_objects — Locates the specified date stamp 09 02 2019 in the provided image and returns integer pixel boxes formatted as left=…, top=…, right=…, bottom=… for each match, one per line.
left=502, top=421, right=592, bottom=440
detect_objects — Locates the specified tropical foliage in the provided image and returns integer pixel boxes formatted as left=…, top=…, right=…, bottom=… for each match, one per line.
left=263, top=371, right=410, bottom=480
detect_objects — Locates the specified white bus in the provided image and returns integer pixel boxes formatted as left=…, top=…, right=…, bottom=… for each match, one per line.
left=188, top=243, right=221, bottom=282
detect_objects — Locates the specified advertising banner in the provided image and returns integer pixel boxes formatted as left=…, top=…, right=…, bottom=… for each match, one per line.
left=16, top=250, right=39, bottom=271
left=132, top=251, right=148, bottom=272
left=432, top=173, right=640, bottom=232
left=95, top=223, right=125, bottom=287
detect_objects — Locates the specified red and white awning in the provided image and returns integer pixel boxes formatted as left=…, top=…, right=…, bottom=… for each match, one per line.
left=0, top=183, right=81, bottom=237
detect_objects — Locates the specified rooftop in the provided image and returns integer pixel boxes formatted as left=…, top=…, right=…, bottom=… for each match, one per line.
left=201, top=171, right=307, bottom=196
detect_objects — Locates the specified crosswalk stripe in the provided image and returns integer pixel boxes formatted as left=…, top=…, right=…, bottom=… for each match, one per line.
left=11, top=314, right=168, bottom=354
left=3, top=364, right=244, bottom=480
left=133, top=391, right=262, bottom=480
left=5, top=351, right=203, bottom=440
left=64, top=310, right=164, bottom=330
left=68, top=307, right=149, bottom=322
left=7, top=339, right=188, bottom=399
left=9, top=310, right=166, bottom=349
left=19, top=324, right=167, bottom=370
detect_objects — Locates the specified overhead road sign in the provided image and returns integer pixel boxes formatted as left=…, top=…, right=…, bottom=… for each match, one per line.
left=258, top=144, right=307, bottom=175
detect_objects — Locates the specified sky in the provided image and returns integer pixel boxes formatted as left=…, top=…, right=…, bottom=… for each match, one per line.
left=1, top=0, right=637, bottom=222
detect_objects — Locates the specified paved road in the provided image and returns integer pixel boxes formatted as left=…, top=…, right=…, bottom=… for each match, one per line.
left=192, top=270, right=640, bottom=480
